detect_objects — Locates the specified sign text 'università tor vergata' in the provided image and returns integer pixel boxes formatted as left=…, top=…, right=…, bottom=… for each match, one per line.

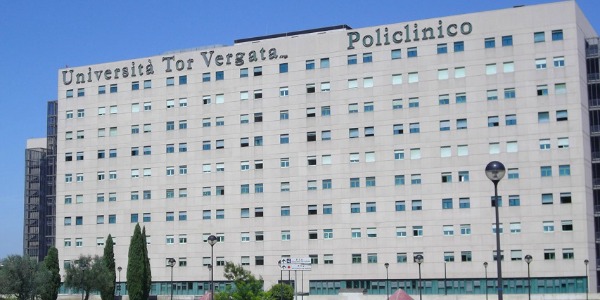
left=61, top=19, right=472, bottom=86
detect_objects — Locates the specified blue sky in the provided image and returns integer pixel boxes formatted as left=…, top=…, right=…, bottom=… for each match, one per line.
left=1, top=0, right=598, bottom=258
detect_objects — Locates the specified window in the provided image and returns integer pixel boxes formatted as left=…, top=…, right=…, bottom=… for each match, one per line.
left=537, top=84, right=549, bottom=96
left=407, top=47, right=417, bottom=57
left=502, top=35, right=513, bottom=46
left=552, top=29, right=563, bottom=41
left=408, top=72, right=418, bottom=83
left=279, top=63, right=288, bottom=73
left=457, top=119, right=467, bottom=130
left=442, top=198, right=452, bottom=209
left=557, top=110, right=568, bottom=121
left=303, top=180, right=316, bottom=191
left=561, top=220, right=573, bottom=231
left=348, top=79, right=358, bottom=89
left=440, top=146, right=451, bottom=158
left=363, top=77, right=373, bottom=88
left=555, top=83, right=567, bottom=94
left=456, top=92, right=467, bottom=103
left=460, top=224, right=471, bottom=235
left=562, top=248, right=574, bottom=260
left=350, top=178, right=360, bottom=188
left=535, top=58, right=547, bottom=69
left=508, top=168, right=519, bottom=179
left=487, top=90, right=498, bottom=100
left=485, top=64, right=497, bottom=75
left=408, top=97, right=419, bottom=107
left=454, top=67, right=466, bottom=78
left=392, top=74, right=403, bottom=85
left=347, top=54, right=357, bottom=65
left=458, top=171, right=469, bottom=182
left=560, top=192, right=572, bottom=204
left=281, top=230, right=291, bottom=241
left=441, top=172, right=452, bottom=183
left=363, top=52, right=372, bottom=63
left=439, top=94, right=449, bottom=105
left=394, top=149, right=405, bottom=160
left=110, top=84, right=117, bottom=93
left=503, top=61, right=514, bottom=73
left=305, top=59, right=315, bottom=70
left=506, top=114, right=517, bottom=126
left=365, top=177, right=376, bottom=187
left=306, top=84, right=316, bottom=94
left=443, top=225, right=454, bottom=236
left=367, top=228, right=377, bottom=238
left=544, top=249, right=556, bottom=260
left=413, top=226, right=423, bottom=237
left=511, top=250, right=523, bottom=261
left=411, top=174, right=421, bottom=185
left=320, top=58, right=329, bottom=68
left=320, top=82, right=330, bottom=92
left=554, top=56, right=565, bottom=67
left=410, top=148, right=421, bottom=159
left=510, top=222, right=521, bottom=234
left=240, top=68, right=248, bottom=77
left=558, top=137, right=569, bottom=148
left=280, top=182, right=290, bottom=192
left=253, top=136, right=263, bottom=146
left=142, top=80, right=151, bottom=89
left=559, top=165, right=571, bottom=176
left=534, top=31, right=545, bottom=43
left=538, top=112, right=550, bottom=123
left=280, top=206, right=290, bottom=217
left=484, top=37, right=495, bottom=48
left=412, top=200, right=422, bottom=211
left=391, top=49, right=401, bottom=59
left=488, top=116, right=499, bottom=127
left=437, top=43, right=448, bottom=54
left=509, top=195, right=521, bottom=207
left=542, top=193, right=554, bottom=204
left=438, top=69, right=449, bottom=80
left=279, top=87, right=289, bottom=97
left=543, top=221, right=555, bottom=233
left=454, top=41, right=464, bottom=52
left=459, top=198, right=470, bottom=209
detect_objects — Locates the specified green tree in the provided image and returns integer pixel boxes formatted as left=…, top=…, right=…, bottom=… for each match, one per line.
left=100, top=235, right=116, bottom=300
left=214, top=262, right=266, bottom=300
left=64, top=255, right=112, bottom=300
left=266, top=283, right=294, bottom=300
left=0, top=255, right=43, bottom=300
left=127, top=224, right=145, bottom=300
left=141, top=227, right=152, bottom=300
left=40, top=247, right=61, bottom=300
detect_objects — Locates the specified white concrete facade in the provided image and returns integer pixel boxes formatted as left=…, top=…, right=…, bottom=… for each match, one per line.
left=55, top=1, right=598, bottom=296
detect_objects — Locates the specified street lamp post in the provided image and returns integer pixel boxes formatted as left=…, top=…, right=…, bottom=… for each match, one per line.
left=485, top=161, right=506, bottom=300
left=415, top=254, right=424, bottom=300
left=585, top=259, right=589, bottom=300
left=484, top=262, right=488, bottom=300
left=207, top=235, right=218, bottom=300
left=167, top=258, right=176, bottom=300
left=117, top=266, right=122, bottom=297
left=384, top=263, right=390, bottom=299
left=524, top=255, right=532, bottom=300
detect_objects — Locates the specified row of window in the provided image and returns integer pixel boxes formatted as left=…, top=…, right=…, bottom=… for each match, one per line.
left=63, top=246, right=576, bottom=272
left=64, top=191, right=571, bottom=224
left=65, top=214, right=575, bottom=241
left=65, top=108, right=568, bottom=144
left=63, top=159, right=568, bottom=185
left=65, top=28, right=565, bottom=99
left=65, top=71, right=567, bottom=120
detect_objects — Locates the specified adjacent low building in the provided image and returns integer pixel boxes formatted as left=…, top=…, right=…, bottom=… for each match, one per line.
left=46, top=1, right=600, bottom=297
